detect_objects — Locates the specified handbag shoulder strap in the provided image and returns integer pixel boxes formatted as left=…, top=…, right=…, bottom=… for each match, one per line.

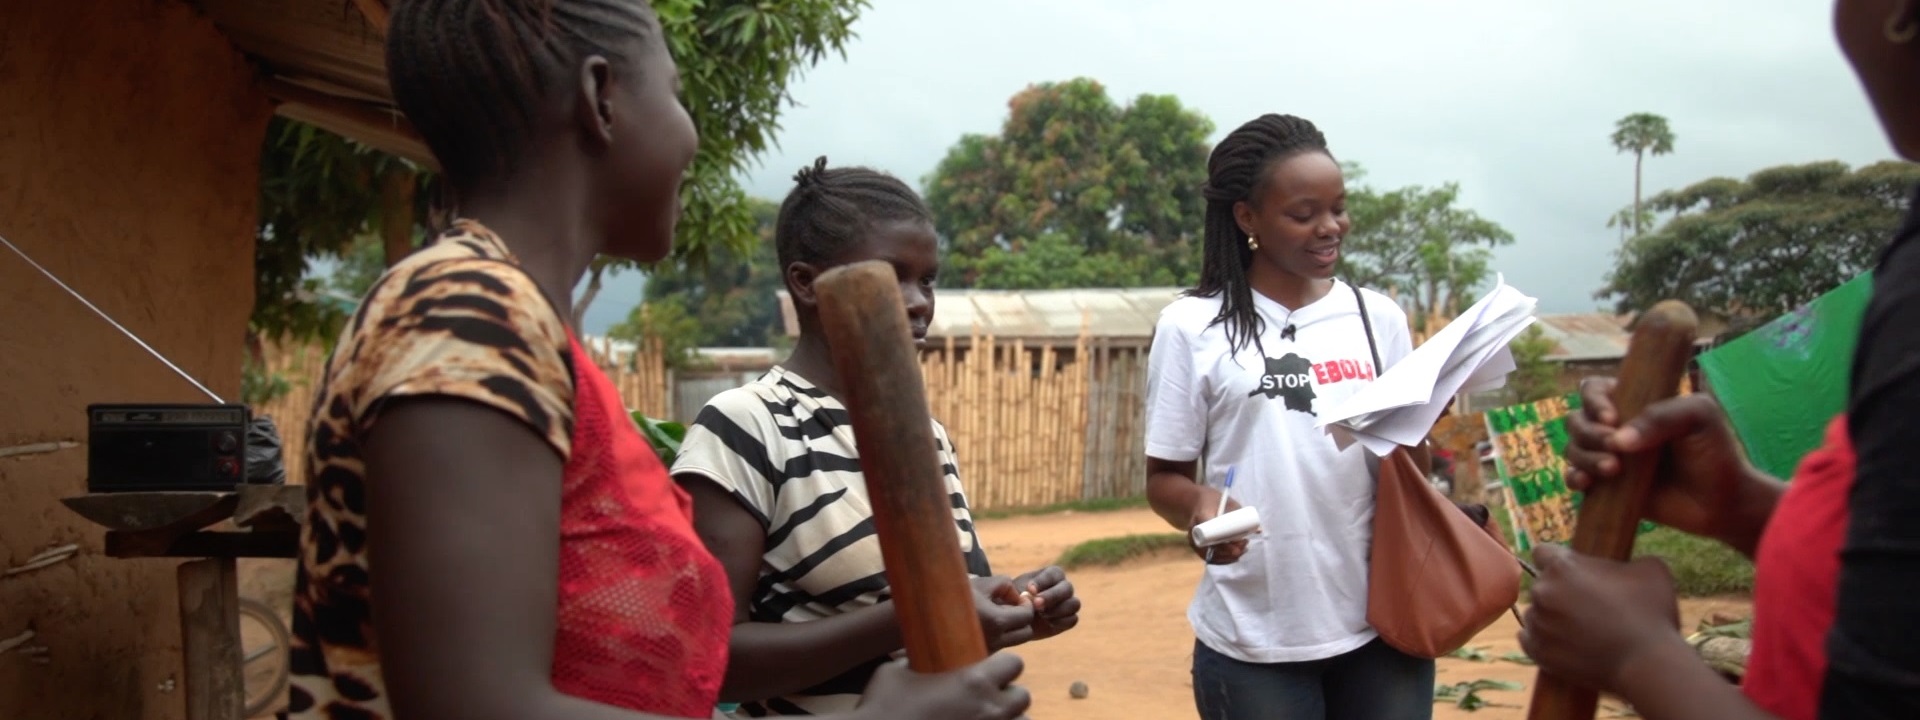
left=1349, top=281, right=1382, bottom=373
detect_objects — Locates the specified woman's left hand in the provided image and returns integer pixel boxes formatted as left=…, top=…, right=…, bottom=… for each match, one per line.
left=1517, top=544, right=1686, bottom=694
left=1011, top=566, right=1081, bottom=640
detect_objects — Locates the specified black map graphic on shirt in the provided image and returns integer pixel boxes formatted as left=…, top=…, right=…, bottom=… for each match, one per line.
left=1248, top=352, right=1317, bottom=415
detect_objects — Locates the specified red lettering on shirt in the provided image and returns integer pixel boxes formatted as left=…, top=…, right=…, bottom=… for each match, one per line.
left=1310, top=359, right=1380, bottom=386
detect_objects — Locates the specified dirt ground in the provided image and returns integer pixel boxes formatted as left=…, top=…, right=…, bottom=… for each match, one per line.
left=976, top=508, right=1754, bottom=720
left=229, top=507, right=1751, bottom=719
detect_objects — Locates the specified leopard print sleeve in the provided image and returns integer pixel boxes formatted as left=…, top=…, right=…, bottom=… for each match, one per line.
left=289, top=222, right=579, bottom=719
left=344, top=254, right=576, bottom=459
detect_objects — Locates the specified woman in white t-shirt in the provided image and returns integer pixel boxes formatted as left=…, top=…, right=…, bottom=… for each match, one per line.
left=1143, top=113, right=1437, bottom=720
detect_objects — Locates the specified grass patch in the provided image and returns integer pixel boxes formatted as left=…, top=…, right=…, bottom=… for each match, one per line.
left=1633, top=526, right=1754, bottom=596
left=973, top=495, right=1150, bottom=521
left=1056, top=533, right=1190, bottom=569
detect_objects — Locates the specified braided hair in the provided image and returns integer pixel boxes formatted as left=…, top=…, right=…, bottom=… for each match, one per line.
left=775, top=156, right=934, bottom=270
left=1193, top=113, right=1332, bottom=355
left=386, top=0, right=656, bottom=186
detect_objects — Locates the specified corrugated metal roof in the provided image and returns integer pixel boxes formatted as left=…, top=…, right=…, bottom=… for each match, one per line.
left=779, top=288, right=1638, bottom=360
left=778, top=287, right=1186, bottom=341
left=1534, top=313, right=1632, bottom=362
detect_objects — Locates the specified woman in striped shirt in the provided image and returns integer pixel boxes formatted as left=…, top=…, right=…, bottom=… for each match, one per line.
left=674, top=157, right=1084, bottom=716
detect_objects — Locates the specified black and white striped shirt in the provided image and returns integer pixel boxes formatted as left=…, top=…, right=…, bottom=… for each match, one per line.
left=672, top=366, right=992, bottom=716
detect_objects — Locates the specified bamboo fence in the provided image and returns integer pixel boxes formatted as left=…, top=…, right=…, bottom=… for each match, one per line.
left=589, top=336, right=672, bottom=421
left=918, top=331, right=1103, bottom=512
left=255, top=337, right=671, bottom=486
left=267, top=314, right=1513, bottom=512
left=252, top=341, right=328, bottom=487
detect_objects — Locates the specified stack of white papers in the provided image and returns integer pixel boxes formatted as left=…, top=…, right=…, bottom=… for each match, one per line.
left=1317, top=275, right=1540, bottom=456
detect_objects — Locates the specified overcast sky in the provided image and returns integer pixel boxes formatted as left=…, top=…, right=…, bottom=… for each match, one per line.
left=580, top=0, right=1901, bottom=335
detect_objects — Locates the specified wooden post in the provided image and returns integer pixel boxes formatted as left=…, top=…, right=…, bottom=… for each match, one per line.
left=178, top=558, right=243, bottom=720
left=814, top=261, right=989, bottom=671
left=1527, top=300, right=1699, bottom=720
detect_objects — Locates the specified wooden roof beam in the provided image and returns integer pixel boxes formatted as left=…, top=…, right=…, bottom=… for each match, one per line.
left=264, top=77, right=436, bottom=168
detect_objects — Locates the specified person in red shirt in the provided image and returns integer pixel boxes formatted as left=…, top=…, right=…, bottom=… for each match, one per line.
left=1518, top=2, right=1920, bottom=717
left=285, top=1, right=1034, bottom=719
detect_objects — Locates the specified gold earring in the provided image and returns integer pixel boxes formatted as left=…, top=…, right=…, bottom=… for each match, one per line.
left=1247, top=234, right=1260, bottom=251
left=1891, top=0, right=1918, bottom=43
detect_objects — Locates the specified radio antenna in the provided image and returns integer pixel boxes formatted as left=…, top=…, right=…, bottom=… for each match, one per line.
left=1, top=231, right=226, bottom=404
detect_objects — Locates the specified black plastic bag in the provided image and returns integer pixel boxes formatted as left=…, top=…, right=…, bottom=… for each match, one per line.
left=246, top=415, right=287, bottom=485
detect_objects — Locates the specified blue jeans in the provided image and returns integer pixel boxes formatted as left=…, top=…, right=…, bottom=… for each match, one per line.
left=1192, top=638, right=1435, bottom=720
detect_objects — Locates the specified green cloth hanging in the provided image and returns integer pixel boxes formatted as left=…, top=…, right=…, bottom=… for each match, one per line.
left=1698, top=271, right=1873, bottom=480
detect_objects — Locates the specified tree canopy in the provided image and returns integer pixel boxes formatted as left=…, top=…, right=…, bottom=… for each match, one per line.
left=922, top=78, right=1214, bottom=289
left=1338, top=165, right=1515, bottom=327
left=1505, top=325, right=1562, bottom=404
left=251, top=0, right=870, bottom=344
left=1611, top=113, right=1677, bottom=236
left=1599, top=160, right=1920, bottom=326
left=610, top=198, right=785, bottom=367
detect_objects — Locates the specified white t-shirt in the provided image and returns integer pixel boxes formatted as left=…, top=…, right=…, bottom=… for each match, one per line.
left=1143, top=281, right=1413, bottom=664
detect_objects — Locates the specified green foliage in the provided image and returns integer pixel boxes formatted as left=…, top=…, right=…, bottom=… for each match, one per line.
left=923, top=78, right=1214, bottom=288
left=610, top=297, right=707, bottom=369
left=241, top=358, right=294, bottom=406
left=330, top=235, right=391, bottom=299
left=631, top=412, right=688, bottom=466
left=1612, top=113, right=1677, bottom=161
left=1695, top=616, right=1753, bottom=641
left=1340, top=164, right=1516, bottom=324
left=612, top=198, right=783, bottom=365
left=255, top=0, right=869, bottom=344
left=1434, top=679, right=1525, bottom=711
left=1506, top=325, right=1562, bottom=403
left=254, top=117, right=427, bottom=345
left=1599, top=160, right=1920, bottom=324
left=635, top=0, right=868, bottom=273
left=1613, top=112, right=1679, bottom=236
left=1055, top=533, right=1191, bottom=569
left=1448, top=645, right=1494, bottom=662
left=961, top=232, right=1185, bottom=290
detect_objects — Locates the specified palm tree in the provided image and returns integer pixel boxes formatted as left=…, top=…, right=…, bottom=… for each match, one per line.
left=1611, top=113, right=1676, bottom=236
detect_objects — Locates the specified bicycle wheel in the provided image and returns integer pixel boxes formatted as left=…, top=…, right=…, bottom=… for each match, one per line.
left=238, top=598, right=291, bottom=718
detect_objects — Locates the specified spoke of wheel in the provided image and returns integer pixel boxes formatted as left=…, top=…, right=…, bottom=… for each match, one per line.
left=244, top=644, right=277, bottom=664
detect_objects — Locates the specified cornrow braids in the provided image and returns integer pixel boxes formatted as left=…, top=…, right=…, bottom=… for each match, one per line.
left=1192, top=113, right=1332, bottom=356
left=775, top=156, right=934, bottom=270
left=386, top=0, right=656, bottom=186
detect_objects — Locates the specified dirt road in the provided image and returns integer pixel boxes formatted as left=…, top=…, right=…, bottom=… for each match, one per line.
left=233, top=506, right=1750, bottom=718
left=977, top=508, right=1752, bottom=720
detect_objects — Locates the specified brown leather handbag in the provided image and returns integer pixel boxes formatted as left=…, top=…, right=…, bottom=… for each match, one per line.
left=1351, top=283, right=1522, bottom=659
left=1367, top=447, right=1521, bottom=658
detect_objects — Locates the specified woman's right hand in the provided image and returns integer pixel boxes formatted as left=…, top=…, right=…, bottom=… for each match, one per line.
left=1188, top=486, right=1249, bottom=565
left=970, top=576, right=1040, bottom=650
left=857, top=654, right=1031, bottom=720
left=1563, top=377, right=1779, bottom=553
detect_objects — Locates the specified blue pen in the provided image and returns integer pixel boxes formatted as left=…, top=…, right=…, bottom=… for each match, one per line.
left=1215, top=466, right=1236, bottom=519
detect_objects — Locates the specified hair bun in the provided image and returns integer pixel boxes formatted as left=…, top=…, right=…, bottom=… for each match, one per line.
left=793, top=155, right=831, bottom=188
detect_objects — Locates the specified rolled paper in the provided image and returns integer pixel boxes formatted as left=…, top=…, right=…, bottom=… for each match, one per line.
left=1191, top=506, right=1262, bottom=547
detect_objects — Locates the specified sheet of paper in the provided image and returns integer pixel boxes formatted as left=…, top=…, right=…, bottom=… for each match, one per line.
left=1318, top=293, right=1496, bottom=421
left=1317, top=275, right=1541, bottom=454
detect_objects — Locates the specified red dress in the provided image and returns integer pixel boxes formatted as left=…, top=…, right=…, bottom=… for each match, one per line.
left=551, top=334, right=733, bottom=717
